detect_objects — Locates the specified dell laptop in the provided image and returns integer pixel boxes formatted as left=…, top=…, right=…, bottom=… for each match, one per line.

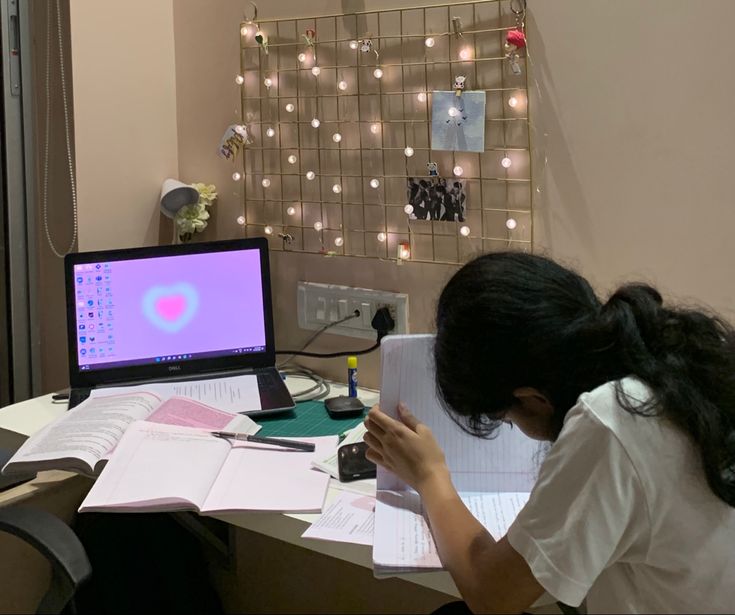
left=64, top=237, right=294, bottom=416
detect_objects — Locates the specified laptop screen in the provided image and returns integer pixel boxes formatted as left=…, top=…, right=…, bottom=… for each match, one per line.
left=65, top=238, right=275, bottom=387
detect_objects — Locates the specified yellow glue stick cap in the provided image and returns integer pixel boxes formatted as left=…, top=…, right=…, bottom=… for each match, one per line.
left=347, top=356, right=358, bottom=368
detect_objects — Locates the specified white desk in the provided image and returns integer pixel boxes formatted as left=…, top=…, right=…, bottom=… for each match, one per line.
left=0, top=380, right=559, bottom=614
left=0, top=380, right=461, bottom=608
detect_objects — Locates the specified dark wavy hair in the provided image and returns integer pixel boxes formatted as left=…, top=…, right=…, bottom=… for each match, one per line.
left=434, top=252, right=735, bottom=507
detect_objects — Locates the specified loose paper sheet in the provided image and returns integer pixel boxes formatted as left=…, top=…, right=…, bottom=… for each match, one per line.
left=302, top=491, right=376, bottom=546
left=91, top=373, right=261, bottom=414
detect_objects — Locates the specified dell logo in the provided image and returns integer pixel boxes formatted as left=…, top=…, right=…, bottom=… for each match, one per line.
left=168, top=365, right=181, bottom=371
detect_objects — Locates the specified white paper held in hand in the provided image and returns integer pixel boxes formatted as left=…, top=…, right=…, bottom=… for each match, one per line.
left=373, top=334, right=539, bottom=574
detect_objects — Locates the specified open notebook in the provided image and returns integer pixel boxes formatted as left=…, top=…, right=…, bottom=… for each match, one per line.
left=79, top=422, right=336, bottom=514
left=374, top=334, right=541, bottom=575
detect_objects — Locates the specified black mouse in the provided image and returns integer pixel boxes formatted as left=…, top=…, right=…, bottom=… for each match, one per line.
left=324, top=395, right=365, bottom=418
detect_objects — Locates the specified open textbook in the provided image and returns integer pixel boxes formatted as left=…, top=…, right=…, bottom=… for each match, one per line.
left=374, top=334, right=540, bottom=575
left=79, top=422, right=337, bottom=514
left=1, top=392, right=259, bottom=477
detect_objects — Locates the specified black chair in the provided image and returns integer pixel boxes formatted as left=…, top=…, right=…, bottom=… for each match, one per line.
left=0, top=506, right=91, bottom=614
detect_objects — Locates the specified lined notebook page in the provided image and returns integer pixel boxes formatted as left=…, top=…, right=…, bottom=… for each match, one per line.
left=378, top=334, right=539, bottom=493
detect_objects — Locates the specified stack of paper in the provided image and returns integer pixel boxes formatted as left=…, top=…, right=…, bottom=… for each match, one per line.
left=373, top=334, right=540, bottom=575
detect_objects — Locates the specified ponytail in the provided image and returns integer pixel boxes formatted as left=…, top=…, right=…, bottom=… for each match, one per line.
left=434, top=253, right=735, bottom=507
left=600, top=284, right=735, bottom=506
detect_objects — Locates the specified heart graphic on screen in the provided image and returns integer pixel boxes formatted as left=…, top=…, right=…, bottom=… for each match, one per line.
left=142, top=283, right=199, bottom=333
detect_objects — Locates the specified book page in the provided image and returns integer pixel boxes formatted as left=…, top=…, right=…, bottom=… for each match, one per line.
left=2, top=392, right=161, bottom=476
left=79, top=422, right=231, bottom=512
left=201, top=436, right=337, bottom=514
left=373, top=490, right=530, bottom=572
left=378, top=334, right=540, bottom=493
left=91, top=373, right=261, bottom=414
left=146, top=396, right=260, bottom=433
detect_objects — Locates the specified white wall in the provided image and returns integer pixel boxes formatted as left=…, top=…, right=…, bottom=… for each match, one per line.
left=66, top=0, right=735, bottom=387
left=69, top=0, right=179, bottom=250
left=529, top=0, right=735, bottom=316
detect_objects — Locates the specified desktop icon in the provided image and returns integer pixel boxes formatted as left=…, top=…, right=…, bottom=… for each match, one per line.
left=79, top=336, right=86, bottom=343
left=80, top=349, right=87, bottom=356
left=76, top=277, right=83, bottom=284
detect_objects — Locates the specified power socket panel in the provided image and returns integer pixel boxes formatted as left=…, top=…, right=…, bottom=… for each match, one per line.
left=297, top=281, right=409, bottom=340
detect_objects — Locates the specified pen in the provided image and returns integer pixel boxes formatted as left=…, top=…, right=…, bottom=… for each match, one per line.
left=211, top=431, right=315, bottom=452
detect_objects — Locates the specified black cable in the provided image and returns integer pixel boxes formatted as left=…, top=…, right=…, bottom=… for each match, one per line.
left=277, top=310, right=360, bottom=367
left=276, top=340, right=380, bottom=359
left=276, top=307, right=395, bottom=359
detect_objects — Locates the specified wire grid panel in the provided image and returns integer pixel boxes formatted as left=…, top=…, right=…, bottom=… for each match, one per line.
left=239, top=0, right=531, bottom=264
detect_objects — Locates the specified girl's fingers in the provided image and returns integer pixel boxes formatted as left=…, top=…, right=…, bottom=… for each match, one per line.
left=397, top=402, right=420, bottom=431
left=367, top=406, right=402, bottom=431
left=365, top=447, right=387, bottom=468
left=363, top=416, right=386, bottom=437
left=363, top=430, right=383, bottom=452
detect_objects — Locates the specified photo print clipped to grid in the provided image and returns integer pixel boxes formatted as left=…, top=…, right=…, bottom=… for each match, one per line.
left=238, top=0, right=532, bottom=265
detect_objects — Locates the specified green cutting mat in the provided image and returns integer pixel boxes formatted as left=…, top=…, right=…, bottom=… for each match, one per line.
left=255, top=400, right=366, bottom=437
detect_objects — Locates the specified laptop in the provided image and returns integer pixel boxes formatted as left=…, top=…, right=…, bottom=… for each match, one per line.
left=64, top=237, right=294, bottom=416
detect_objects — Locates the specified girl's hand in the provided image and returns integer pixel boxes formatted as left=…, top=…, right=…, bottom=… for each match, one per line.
left=363, top=402, right=451, bottom=494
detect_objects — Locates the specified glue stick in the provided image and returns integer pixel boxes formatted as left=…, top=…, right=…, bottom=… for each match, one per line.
left=347, top=355, right=358, bottom=397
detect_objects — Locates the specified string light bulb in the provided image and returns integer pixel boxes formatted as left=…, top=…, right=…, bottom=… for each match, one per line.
left=506, top=218, right=518, bottom=230
left=370, top=123, right=380, bottom=134
left=501, top=156, right=512, bottom=168
left=235, top=124, right=247, bottom=136
left=285, top=103, right=295, bottom=112
left=373, top=68, right=384, bottom=79
left=453, top=165, right=464, bottom=176
left=404, top=204, right=414, bottom=214
left=377, top=232, right=387, bottom=242
left=287, top=154, right=297, bottom=164
left=311, top=118, right=320, bottom=128
left=425, top=37, right=435, bottom=47
left=232, top=172, right=242, bottom=181
left=313, top=221, right=323, bottom=231
left=286, top=206, right=296, bottom=216
left=261, top=178, right=271, bottom=188
left=332, top=132, right=342, bottom=143
left=508, top=96, right=518, bottom=108
left=338, top=80, right=348, bottom=91
left=265, top=127, right=275, bottom=138
left=306, top=171, right=316, bottom=180
left=404, top=146, right=415, bottom=157
left=459, top=225, right=471, bottom=237
left=349, top=40, right=359, bottom=50
left=459, top=47, right=472, bottom=60
left=332, top=183, right=342, bottom=194
left=235, top=74, right=245, bottom=85
left=263, top=77, right=273, bottom=88
left=240, top=25, right=251, bottom=37
left=448, top=107, right=459, bottom=117
left=334, top=236, right=344, bottom=247
left=311, top=66, right=321, bottom=76
left=298, top=52, right=306, bottom=62
left=370, top=178, right=380, bottom=189
left=398, top=242, right=411, bottom=260
left=236, top=215, right=246, bottom=226
left=264, top=225, right=273, bottom=235
left=417, top=92, right=427, bottom=102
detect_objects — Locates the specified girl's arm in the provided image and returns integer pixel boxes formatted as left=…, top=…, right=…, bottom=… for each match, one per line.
left=364, top=404, right=544, bottom=614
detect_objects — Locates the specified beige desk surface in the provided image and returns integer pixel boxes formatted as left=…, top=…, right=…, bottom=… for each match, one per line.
left=0, top=379, right=461, bottom=598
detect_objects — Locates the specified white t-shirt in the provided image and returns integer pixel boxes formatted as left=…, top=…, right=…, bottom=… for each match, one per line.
left=507, top=377, right=735, bottom=614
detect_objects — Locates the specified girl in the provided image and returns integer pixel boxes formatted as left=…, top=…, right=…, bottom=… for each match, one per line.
left=364, top=252, right=735, bottom=614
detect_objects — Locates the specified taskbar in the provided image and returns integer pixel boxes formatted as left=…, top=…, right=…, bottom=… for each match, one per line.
left=78, top=346, right=267, bottom=371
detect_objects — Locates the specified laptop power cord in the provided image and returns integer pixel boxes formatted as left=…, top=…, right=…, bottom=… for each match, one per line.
left=275, top=307, right=395, bottom=359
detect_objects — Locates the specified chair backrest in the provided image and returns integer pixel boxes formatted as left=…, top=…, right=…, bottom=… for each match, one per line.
left=0, top=507, right=91, bottom=614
